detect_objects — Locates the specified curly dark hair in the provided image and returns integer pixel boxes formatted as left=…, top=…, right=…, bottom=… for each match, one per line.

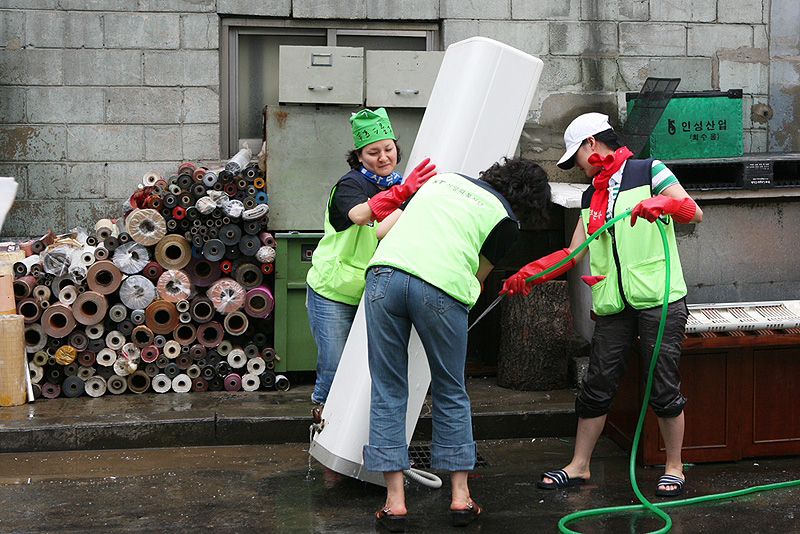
left=479, top=157, right=551, bottom=226
left=346, top=140, right=403, bottom=170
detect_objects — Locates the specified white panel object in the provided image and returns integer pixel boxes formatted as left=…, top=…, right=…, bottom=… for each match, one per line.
left=278, top=46, right=364, bottom=105
left=366, top=50, right=444, bottom=108
left=309, top=37, right=544, bottom=486
left=403, top=36, right=543, bottom=178
left=0, top=177, right=18, bottom=233
left=685, top=300, right=800, bottom=333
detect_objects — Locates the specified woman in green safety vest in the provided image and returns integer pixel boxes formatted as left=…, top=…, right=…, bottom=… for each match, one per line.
left=364, top=158, right=552, bottom=532
left=306, top=108, right=435, bottom=411
left=502, top=112, right=703, bottom=498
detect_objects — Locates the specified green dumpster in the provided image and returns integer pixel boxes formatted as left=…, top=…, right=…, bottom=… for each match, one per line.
left=273, top=232, right=323, bottom=372
left=626, top=89, right=743, bottom=160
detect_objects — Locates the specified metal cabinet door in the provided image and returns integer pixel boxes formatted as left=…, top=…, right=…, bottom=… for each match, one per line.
left=279, top=46, right=364, bottom=105
left=365, top=50, right=444, bottom=108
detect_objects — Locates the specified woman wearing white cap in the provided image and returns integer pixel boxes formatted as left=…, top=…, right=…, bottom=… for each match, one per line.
left=501, top=112, right=702, bottom=498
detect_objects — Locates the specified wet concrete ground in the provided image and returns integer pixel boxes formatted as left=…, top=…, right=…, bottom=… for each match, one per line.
left=0, top=437, right=797, bottom=533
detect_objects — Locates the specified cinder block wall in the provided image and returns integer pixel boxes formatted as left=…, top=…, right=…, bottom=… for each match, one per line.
left=0, top=0, right=775, bottom=236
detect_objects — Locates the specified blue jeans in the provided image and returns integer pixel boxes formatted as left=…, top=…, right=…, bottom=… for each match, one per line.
left=362, top=266, right=476, bottom=473
left=306, top=286, right=358, bottom=405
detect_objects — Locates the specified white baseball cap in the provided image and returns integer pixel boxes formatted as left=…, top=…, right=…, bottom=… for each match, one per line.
left=557, top=112, right=614, bottom=169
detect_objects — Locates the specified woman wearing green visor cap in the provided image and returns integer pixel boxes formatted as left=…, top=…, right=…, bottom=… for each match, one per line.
left=306, top=108, right=436, bottom=412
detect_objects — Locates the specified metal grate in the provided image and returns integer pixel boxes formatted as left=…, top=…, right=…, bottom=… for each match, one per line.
left=408, top=444, right=494, bottom=469
left=621, top=77, right=681, bottom=158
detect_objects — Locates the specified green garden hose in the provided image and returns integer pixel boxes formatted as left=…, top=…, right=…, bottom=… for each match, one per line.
left=523, top=209, right=800, bottom=534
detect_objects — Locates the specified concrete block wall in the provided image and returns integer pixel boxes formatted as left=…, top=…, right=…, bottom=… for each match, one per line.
left=0, top=0, right=780, bottom=236
left=0, top=2, right=220, bottom=237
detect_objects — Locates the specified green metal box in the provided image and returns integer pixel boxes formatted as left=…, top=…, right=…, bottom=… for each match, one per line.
left=626, top=90, right=743, bottom=160
left=273, top=232, right=323, bottom=372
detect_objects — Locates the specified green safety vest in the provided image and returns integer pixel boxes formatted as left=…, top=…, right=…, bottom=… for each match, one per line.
left=368, top=172, right=515, bottom=308
left=306, top=172, right=379, bottom=305
left=580, top=159, right=687, bottom=316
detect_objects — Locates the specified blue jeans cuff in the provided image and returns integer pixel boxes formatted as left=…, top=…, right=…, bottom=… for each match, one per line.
left=430, top=442, right=476, bottom=471
left=363, top=444, right=410, bottom=472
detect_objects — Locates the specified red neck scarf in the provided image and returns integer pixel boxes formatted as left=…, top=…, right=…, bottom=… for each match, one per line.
left=586, top=146, right=634, bottom=234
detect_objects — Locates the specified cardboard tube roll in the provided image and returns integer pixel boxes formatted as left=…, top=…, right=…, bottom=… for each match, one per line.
left=87, top=261, right=123, bottom=295
left=127, top=370, right=150, bottom=394
left=0, top=315, right=27, bottom=406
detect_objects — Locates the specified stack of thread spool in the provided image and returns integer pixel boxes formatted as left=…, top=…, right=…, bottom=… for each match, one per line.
left=13, top=148, right=291, bottom=398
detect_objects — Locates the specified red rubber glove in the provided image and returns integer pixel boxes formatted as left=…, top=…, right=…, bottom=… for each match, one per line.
left=367, top=158, right=436, bottom=222
left=630, top=195, right=696, bottom=226
left=500, top=248, right=576, bottom=297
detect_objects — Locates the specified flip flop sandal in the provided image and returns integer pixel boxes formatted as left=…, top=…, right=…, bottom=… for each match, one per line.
left=375, top=508, right=406, bottom=533
left=655, top=474, right=685, bottom=497
left=450, top=501, right=482, bottom=527
left=537, top=469, right=588, bottom=489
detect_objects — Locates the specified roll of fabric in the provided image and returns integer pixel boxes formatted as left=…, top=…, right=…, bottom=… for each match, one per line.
left=126, top=208, right=167, bottom=246
left=223, top=372, right=242, bottom=392
left=85, top=376, right=107, bottom=397
left=154, top=234, right=192, bottom=270
left=238, top=234, right=260, bottom=257
left=223, top=310, right=249, bottom=337
left=130, top=308, right=146, bottom=325
left=241, top=373, right=260, bottom=392
left=207, top=278, right=245, bottom=314
left=41, top=304, right=76, bottom=338
left=174, top=323, right=197, bottom=345
left=78, top=350, right=96, bottom=367
left=244, top=286, right=274, bottom=319
left=186, top=258, right=221, bottom=288
left=156, top=270, right=193, bottom=303
left=62, top=375, right=85, bottom=398
left=172, top=374, right=191, bottom=393
left=255, top=245, right=276, bottom=264
left=105, top=330, right=125, bottom=350
left=151, top=373, right=171, bottom=393
left=142, top=261, right=163, bottom=282
left=145, top=300, right=179, bottom=335
left=96, top=348, right=117, bottom=367
left=32, top=284, right=51, bottom=303
left=107, top=374, right=127, bottom=395
left=57, top=284, right=78, bottom=306
left=13, top=275, right=36, bottom=300
left=219, top=223, right=242, bottom=246
left=72, top=291, right=108, bottom=326
left=119, top=274, right=157, bottom=310
left=112, top=241, right=150, bottom=274
left=141, top=345, right=159, bottom=363
left=95, top=218, right=116, bottom=241
left=142, top=171, right=161, bottom=187
left=234, top=263, right=262, bottom=290
left=196, top=320, right=223, bottom=348
left=69, top=330, right=89, bottom=351
left=17, top=297, right=42, bottom=323
left=246, top=357, right=265, bottom=376
left=131, top=325, right=154, bottom=349
left=202, top=238, right=225, bottom=262
left=127, top=370, right=151, bottom=394
left=87, top=261, right=123, bottom=295
left=41, top=382, right=61, bottom=399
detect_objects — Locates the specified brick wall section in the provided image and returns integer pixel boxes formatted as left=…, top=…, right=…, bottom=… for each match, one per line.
left=0, top=0, right=772, bottom=235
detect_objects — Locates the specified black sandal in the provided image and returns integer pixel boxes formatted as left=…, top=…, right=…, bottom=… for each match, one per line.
left=375, top=508, right=406, bottom=532
left=450, top=501, right=482, bottom=527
